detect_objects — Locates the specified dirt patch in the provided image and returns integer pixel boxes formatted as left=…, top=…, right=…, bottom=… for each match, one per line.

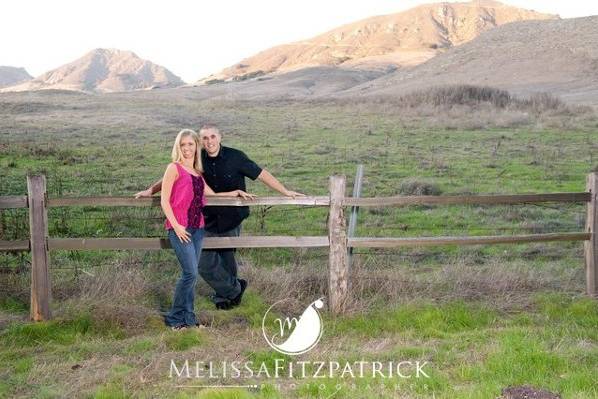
left=501, top=385, right=561, bottom=399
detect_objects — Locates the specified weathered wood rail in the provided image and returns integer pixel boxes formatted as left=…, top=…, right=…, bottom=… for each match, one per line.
left=1, top=173, right=596, bottom=319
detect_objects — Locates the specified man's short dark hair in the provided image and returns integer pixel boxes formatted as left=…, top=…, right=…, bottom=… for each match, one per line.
left=199, top=123, right=219, bottom=132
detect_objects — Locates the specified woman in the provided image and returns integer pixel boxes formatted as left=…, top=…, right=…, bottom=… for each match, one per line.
left=161, top=129, right=254, bottom=330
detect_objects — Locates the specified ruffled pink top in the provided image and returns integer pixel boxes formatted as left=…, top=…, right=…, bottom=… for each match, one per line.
left=164, top=162, right=205, bottom=230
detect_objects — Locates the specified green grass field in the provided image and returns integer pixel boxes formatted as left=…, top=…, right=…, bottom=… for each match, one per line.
left=0, top=88, right=597, bottom=398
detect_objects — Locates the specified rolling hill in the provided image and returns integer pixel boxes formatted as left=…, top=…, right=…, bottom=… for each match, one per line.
left=200, top=0, right=556, bottom=83
left=0, top=67, right=32, bottom=88
left=1, top=49, right=184, bottom=93
left=339, top=16, right=598, bottom=104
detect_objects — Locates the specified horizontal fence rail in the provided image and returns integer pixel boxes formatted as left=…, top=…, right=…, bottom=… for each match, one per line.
left=0, top=172, right=596, bottom=319
left=0, top=195, right=28, bottom=209
left=348, top=233, right=591, bottom=248
left=34, top=193, right=598, bottom=208
left=47, top=195, right=331, bottom=208
left=3, top=233, right=590, bottom=252
left=48, top=236, right=330, bottom=250
left=2, top=192, right=590, bottom=210
left=344, top=192, right=591, bottom=207
left=0, top=240, right=30, bottom=251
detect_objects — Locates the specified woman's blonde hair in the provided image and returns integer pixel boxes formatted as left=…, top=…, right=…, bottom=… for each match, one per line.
left=171, top=129, right=203, bottom=173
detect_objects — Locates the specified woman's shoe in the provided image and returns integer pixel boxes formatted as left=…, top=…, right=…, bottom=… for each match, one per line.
left=171, top=324, right=188, bottom=331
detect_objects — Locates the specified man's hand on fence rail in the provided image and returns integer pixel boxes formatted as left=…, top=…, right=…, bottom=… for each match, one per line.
left=134, top=189, right=153, bottom=199
left=235, top=190, right=257, bottom=200
left=283, top=189, right=306, bottom=199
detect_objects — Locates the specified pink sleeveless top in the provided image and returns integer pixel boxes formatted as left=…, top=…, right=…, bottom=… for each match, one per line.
left=164, top=162, right=206, bottom=230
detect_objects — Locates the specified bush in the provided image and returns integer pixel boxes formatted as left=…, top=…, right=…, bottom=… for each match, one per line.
left=232, top=70, right=265, bottom=82
left=204, top=79, right=224, bottom=85
left=398, top=85, right=512, bottom=108
left=521, top=92, right=566, bottom=113
left=398, top=178, right=442, bottom=196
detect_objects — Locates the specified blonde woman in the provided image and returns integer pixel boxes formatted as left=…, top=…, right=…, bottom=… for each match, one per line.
left=161, top=129, right=254, bottom=330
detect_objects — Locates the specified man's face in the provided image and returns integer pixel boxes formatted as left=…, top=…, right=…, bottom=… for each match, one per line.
left=200, top=128, right=222, bottom=157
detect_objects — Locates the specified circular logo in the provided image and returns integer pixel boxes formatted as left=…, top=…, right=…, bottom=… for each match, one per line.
left=261, top=297, right=325, bottom=355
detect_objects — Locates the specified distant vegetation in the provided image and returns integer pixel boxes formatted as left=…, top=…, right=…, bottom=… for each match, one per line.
left=232, top=70, right=266, bottom=82
left=330, top=84, right=587, bottom=114
left=316, top=84, right=595, bottom=131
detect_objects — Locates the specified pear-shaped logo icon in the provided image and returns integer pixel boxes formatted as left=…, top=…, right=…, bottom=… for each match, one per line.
left=262, top=298, right=325, bottom=355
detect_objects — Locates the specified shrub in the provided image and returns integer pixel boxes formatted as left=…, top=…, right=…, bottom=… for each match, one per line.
left=398, top=178, right=442, bottom=196
left=521, top=92, right=566, bottom=113
left=398, top=85, right=512, bottom=108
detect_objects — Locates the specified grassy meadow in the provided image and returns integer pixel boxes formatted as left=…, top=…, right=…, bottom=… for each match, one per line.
left=0, top=86, right=597, bottom=398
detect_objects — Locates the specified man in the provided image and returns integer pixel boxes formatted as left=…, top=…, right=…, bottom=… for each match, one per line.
left=135, top=124, right=304, bottom=309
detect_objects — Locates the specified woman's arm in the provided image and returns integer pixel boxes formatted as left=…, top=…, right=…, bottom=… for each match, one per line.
left=203, top=179, right=256, bottom=200
left=160, top=164, right=191, bottom=243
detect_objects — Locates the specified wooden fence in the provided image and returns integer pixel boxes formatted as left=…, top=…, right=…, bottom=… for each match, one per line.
left=1, top=173, right=596, bottom=320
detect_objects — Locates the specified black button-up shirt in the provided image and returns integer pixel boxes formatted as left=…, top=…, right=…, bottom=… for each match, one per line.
left=201, top=146, right=263, bottom=233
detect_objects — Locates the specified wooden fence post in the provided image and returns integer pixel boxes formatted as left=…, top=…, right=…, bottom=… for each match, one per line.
left=585, top=172, right=598, bottom=298
left=328, top=175, right=348, bottom=314
left=27, top=175, right=52, bottom=321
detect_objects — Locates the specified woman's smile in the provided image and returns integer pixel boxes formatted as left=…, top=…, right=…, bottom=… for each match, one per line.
left=180, top=136, right=197, bottom=159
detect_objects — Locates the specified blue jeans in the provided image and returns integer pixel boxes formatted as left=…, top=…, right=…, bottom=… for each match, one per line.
left=164, top=227, right=204, bottom=327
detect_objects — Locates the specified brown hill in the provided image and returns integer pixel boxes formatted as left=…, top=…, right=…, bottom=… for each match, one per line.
left=0, top=67, right=32, bottom=88
left=200, top=0, right=556, bottom=83
left=1, top=49, right=184, bottom=93
left=339, top=16, right=598, bottom=104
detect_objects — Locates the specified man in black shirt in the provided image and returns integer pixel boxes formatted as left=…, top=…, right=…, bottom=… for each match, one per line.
left=135, top=124, right=304, bottom=309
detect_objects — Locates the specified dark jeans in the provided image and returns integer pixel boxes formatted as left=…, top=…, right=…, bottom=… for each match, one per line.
left=164, top=227, right=204, bottom=327
left=198, top=226, right=242, bottom=305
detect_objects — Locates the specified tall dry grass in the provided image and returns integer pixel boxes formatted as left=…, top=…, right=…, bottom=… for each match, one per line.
left=0, top=245, right=584, bottom=332
left=241, top=249, right=583, bottom=313
left=311, top=84, right=596, bottom=130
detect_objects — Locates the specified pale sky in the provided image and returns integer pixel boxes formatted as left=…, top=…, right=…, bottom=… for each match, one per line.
left=1, top=0, right=596, bottom=83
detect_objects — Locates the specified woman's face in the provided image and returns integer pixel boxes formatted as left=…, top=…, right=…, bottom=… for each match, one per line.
left=180, top=135, right=197, bottom=160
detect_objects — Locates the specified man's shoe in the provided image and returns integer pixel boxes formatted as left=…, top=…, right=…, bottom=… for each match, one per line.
left=215, top=300, right=233, bottom=310
left=231, top=279, right=247, bottom=307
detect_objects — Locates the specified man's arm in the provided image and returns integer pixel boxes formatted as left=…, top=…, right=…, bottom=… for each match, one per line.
left=257, top=170, right=304, bottom=198
left=134, top=179, right=163, bottom=198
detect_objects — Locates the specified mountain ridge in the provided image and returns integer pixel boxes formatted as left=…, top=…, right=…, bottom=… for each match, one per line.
left=1, top=48, right=185, bottom=93
left=336, top=16, right=598, bottom=104
left=199, top=0, right=557, bottom=83
left=0, top=66, right=33, bottom=88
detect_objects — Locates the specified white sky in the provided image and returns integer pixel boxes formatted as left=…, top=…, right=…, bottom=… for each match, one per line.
left=1, top=0, right=596, bottom=83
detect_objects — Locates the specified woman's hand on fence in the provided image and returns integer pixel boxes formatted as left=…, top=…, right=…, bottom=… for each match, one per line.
left=134, top=189, right=152, bottom=199
left=173, top=224, right=191, bottom=243
left=235, top=190, right=256, bottom=200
